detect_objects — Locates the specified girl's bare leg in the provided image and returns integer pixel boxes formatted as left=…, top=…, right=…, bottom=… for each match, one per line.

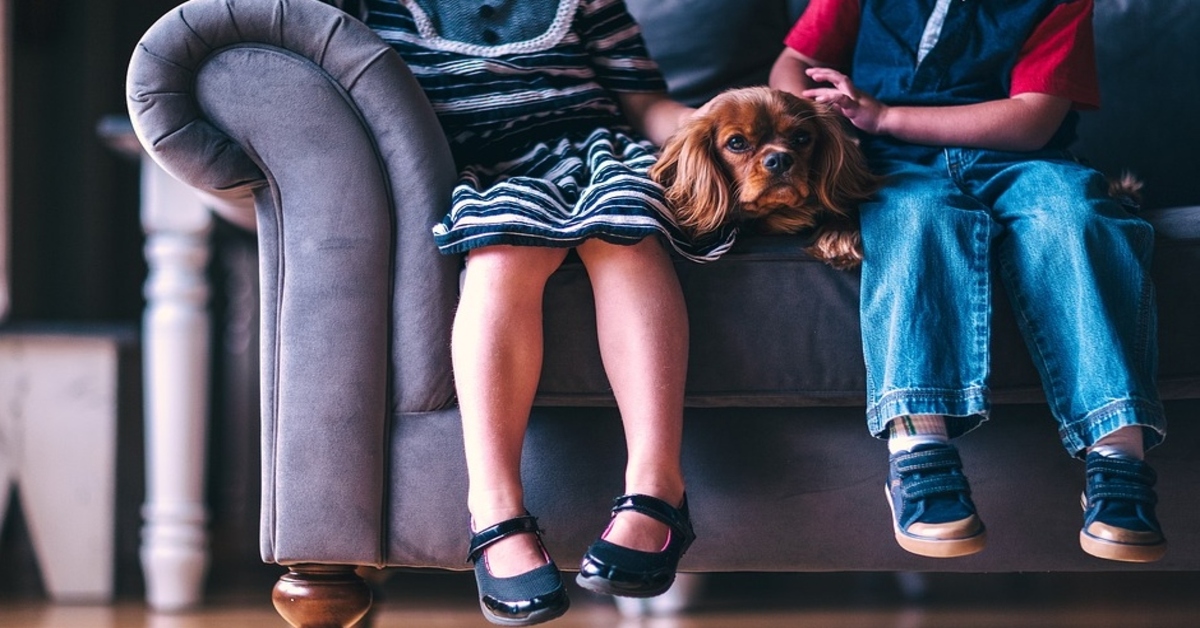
left=577, top=237, right=689, bottom=552
left=454, top=245, right=568, bottom=577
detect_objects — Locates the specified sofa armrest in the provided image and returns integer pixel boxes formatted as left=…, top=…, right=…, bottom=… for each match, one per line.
left=126, top=0, right=459, bottom=566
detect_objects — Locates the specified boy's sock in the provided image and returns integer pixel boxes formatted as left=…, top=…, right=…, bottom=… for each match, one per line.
left=887, top=414, right=949, bottom=454
left=1089, top=426, right=1145, bottom=460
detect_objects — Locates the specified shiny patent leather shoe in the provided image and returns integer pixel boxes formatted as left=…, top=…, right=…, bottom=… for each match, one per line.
left=575, top=494, right=696, bottom=598
left=468, top=514, right=570, bottom=626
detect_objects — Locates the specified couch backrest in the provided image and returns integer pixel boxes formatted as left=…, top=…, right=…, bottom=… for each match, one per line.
left=1074, top=0, right=1200, bottom=210
left=626, top=0, right=808, bottom=105
left=629, top=0, right=1200, bottom=210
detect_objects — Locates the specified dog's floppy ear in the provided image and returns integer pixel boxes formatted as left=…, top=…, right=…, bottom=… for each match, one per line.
left=810, top=105, right=879, bottom=218
left=650, top=117, right=737, bottom=237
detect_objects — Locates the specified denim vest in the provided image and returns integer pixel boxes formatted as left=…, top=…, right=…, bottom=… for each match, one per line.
left=853, top=0, right=1079, bottom=149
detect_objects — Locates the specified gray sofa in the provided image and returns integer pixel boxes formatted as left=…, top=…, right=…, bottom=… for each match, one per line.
left=127, top=0, right=1200, bottom=625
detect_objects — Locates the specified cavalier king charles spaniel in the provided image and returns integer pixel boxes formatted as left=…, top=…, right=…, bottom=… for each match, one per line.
left=650, top=87, right=879, bottom=269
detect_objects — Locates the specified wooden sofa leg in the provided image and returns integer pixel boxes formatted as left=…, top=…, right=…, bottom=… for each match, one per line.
left=272, top=564, right=373, bottom=628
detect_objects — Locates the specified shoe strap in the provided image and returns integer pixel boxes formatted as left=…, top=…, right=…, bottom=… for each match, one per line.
left=892, top=446, right=963, bottom=475
left=1087, top=483, right=1158, bottom=505
left=1086, top=457, right=1158, bottom=505
left=467, top=514, right=541, bottom=564
left=902, top=473, right=971, bottom=500
left=1086, top=455, right=1157, bottom=485
left=610, top=494, right=695, bottom=543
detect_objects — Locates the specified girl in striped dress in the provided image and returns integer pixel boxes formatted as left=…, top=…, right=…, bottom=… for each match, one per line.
left=338, top=1, right=726, bottom=623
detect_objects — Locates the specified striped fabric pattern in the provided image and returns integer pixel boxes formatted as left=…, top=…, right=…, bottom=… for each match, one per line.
left=363, top=0, right=737, bottom=261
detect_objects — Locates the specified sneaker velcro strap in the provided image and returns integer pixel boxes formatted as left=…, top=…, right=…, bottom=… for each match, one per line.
left=1087, top=456, right=1157, bottom=485
left=902, top=473, right=971, bottom=500
left=468, top=514, right=541, bottom=563
left=1088, top=483, right=1158, bottom=504
left=892, top=446, right=963, bottom=475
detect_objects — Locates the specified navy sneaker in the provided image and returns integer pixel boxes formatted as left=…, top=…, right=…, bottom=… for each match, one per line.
left=1080, top=452, right=1166, bottom=562
left=886, top=443, right=986, bottom=558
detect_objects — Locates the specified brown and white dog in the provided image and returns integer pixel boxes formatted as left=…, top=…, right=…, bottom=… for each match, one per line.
left=650, top=86, right=879, bottom=269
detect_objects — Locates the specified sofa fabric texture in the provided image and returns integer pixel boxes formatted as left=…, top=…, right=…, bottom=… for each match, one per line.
left=128, top=0, right=1200, bottom=572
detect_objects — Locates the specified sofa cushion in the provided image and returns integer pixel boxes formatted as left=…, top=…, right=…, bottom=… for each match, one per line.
left=539, top=234, right=872, bottom=407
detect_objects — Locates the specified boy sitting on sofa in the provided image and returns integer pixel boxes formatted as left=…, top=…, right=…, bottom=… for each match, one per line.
left=770, top=0, right=1167, bottom=562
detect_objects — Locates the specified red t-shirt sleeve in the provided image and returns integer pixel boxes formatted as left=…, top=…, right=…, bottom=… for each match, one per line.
left=783, top=0, right=861, bottom=69
left=1010, top=0, right=1101, bottom=109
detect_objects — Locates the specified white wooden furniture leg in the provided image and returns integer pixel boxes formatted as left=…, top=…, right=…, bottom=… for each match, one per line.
left=139, top=156, right=213, bottom=611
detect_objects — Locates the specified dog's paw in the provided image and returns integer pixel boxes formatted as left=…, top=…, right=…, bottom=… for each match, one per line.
left=808, top=228, right=862, bottom=270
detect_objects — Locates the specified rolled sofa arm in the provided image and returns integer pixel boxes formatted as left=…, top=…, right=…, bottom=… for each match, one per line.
left=127, top=0, right=459, bottom=565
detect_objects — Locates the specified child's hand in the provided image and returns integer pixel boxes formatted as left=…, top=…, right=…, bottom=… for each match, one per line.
left=802, top=67, right=887, bottom=136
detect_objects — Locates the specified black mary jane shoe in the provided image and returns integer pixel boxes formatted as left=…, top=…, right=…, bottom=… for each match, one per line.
left=575, top=494, right=696, bottom=598
left=468, top=514, right=570, bottom=626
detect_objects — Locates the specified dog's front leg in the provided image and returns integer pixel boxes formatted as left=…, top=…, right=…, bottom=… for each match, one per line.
left=806, top=215, right=863, bottom=270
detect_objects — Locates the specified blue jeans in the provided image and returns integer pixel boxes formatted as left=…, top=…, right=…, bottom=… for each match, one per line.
left=859, top=145, right=1166, bottom=456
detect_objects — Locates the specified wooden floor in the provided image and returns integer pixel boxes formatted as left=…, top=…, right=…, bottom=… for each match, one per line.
left=5, top=570, right=1200, bottom=628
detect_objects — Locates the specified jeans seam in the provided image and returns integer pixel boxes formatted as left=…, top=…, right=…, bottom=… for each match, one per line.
left=1134, top=225, right=1157, bottom=390
left=970, top=210, right=991, bottom=389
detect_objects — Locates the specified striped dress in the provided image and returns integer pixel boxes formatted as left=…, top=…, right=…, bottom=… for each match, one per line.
left=362, top=0, right=737, bottom=262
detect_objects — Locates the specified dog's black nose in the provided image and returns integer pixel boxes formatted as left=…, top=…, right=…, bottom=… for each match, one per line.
left=762, top=151, right=794, bottom=175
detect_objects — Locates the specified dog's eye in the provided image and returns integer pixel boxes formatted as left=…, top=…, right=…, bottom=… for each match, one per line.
left=725, top=135, right=751, bottom=152
left=791, top=131, right=812, bottom=147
